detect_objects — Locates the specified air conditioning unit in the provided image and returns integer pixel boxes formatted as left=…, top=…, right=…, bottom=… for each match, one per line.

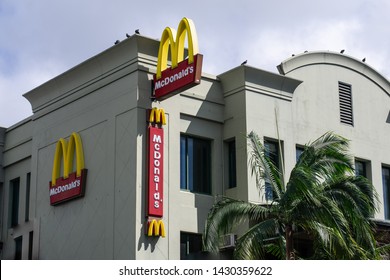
left=219, top=234, right=237, bottom=249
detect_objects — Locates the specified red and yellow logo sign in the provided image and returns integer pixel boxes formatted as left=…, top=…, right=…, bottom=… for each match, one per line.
left=147, top=108, right=165, bottom=218
left=49, top=132, right=87, bottom=205
left=149, top=107, right=167, bottom=125
left=147, top=219, right=166, bottom=237
left=146, top=108, right=166, bottom=237
left=153, top=17, right=203, bottom=100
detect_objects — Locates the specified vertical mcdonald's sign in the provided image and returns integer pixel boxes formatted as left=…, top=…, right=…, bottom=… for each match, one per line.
left=147, top=108, right=166, bottom=217
left=49, top=132, right=87, bottom=205
left=153, top=17, right=203, bottom=100
left=147, top=108, right=166, bottom=237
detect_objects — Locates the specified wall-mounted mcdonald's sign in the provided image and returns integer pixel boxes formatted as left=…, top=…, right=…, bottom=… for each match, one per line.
left=146, top=108, right=166, bottom=238
left=147, top=219, right=166, bottom=237
left=147, top=108, right=165, bottom=218
left=149, top=107, right=167, bottom=125
left=153, top=17, right=203, bottom=100
left=49, top=132, right=87, bottom=205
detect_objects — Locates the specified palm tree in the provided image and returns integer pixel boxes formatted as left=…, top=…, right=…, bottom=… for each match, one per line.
left=203, top=131, right=379, bottom=259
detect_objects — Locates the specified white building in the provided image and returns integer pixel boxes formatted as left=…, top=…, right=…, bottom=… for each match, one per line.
left=0, top=29, right=389, bottom=259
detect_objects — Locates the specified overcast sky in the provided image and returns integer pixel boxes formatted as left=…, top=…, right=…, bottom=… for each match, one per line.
left=1, top=0, right=389, bottom=127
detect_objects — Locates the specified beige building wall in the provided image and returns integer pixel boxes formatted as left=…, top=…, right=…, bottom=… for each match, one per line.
left=278, top=52, right=390, bottom=218
left=1, top=119, right=34, bottom=259
left=1, top=35, right=389, bottom=260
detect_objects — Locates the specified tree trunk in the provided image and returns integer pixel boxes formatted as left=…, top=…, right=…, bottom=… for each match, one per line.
left=285, top=224, right=294, bottom=260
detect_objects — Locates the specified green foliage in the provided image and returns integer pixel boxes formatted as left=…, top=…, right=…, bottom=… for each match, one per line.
left=203, top=131, right=380, bottom=259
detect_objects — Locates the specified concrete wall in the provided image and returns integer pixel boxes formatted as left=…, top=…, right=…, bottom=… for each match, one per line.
left=134, top=73, right=225, bottom=259
left=1, top=119, right=34, bottom=259
left=279, top=52, right=390, bottom=219
left=1, top=38, right=389, bottom=260
left=219, top=51, right=390, bottom=219
left=2, top=34, right=226, bottom=260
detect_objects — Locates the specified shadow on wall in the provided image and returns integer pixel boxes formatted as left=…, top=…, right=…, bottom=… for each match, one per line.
left=180, top=76, right=225, bottom=254
left=137, top=221, right=159, bottom=253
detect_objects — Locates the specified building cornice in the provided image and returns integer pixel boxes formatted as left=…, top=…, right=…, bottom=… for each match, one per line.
left=23, top=36, right=161, bottom=120
left=218, top=65, right=302, bottom=101
left=277, top=51, right=390, bottom=97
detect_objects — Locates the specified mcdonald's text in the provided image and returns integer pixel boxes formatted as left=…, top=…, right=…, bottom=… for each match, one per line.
left=148, top=126, right=164, bottom=217
left=49, top=169, right=87, bottom=205
left=153, top=54, right=202, bottom=100
left=50, top=178, right=80, bottom=196
left=154, top=65, right=194, bottom=90
left=154, top=54, right=203, bottom=100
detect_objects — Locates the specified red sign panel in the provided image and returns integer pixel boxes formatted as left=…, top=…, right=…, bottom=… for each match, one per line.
left=153, top=54, right=203, bottom=101
left=148, top=126, right=164, bottom=217
left=49, top=169, right=87, bottom=205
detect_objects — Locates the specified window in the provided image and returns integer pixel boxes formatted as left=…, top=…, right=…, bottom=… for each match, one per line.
left=28, top=231, right=34, bottom=260
left=226, top=139, right=237, bottom=188
left=355, top=160, right=367, bottom=178
left=14, top=236, right=22, bottom=260
left=338, top=82, right=354, bottom=126
left=264, top=139, right=283, bottom=201
left=382, top=166, right=390, bottom=220
left=180, top=232, right=203, bottom=260
left=180, top=135, right=212, bottom=194
left=25, top=173, right=31, bottom=222
left=296, top=146, right=304, bottom=162
left=355, top=159, right=372, bottom=181
left=9, top=178, right=20, bottom=228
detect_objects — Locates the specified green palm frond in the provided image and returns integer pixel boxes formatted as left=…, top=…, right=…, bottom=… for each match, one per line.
left=264, top=236, right=286, bottom=260
left=233, top=218, right=282, bottom=259
left=203, top=196, right=274, bottom=253
left=298, top=132, right=354, bottom=178
left=247, top=132, right=284, bottom=201
left=203, top=131, right=381, bottom=259
left=376, top=243, right=390, bottom=260
left=322, top=175, right=378, bottom=255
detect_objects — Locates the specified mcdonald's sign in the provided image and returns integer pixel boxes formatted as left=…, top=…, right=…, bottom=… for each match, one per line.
left=147, top=219, right=166, bottom=237
left=153, top=17, right=203, bottom=100
left=49, top=132, right=87, bottom=205
left=147, top=108, right=165, bottom=217
left=149, top=107, right=166, bottom=125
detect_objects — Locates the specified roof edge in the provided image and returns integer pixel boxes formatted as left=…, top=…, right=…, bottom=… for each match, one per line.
left=277, top=51, right=390, bottom=96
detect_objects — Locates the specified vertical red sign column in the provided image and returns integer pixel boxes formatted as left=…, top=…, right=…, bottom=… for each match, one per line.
left=148, top=125, right=164, bottom=217
left=146, top=108, right=166, bottom=237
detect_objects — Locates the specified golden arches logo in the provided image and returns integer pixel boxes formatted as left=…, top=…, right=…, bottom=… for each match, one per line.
left=149, top=107, right=166, bottom=125
left=51, top=132, right=85, bottom=186
left=49, top=132, right=87, bottom=205
left=147, top=219, right=166, bottom=237
left=156, top=17, right=199, bottom=80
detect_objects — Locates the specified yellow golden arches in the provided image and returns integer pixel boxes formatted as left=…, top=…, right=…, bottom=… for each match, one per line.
left=147, top=219, right=166, bottom=237
left=156, top=17, right=199, bottom=79
left=176, top=17, right=198, bottom=65
left=51, top=132, right=85, bottom=187
left=149, top=107, right=166, bottom=125
left=157, top=27, right=177, bottom=77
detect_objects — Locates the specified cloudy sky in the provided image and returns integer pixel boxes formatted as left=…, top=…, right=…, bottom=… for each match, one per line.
left=1, top=0, right=389, bottom=127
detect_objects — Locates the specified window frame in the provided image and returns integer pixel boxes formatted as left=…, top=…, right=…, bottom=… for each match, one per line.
left=9, top=177, right=20, bottom=228
left=382, top=165, right=390, bottom=220
left=14, top=235, right=22, bottom=260
left=180, top=134, right=212, bottom=195
left=296, top=145, right=305, bottom=162
left=263, top=138, right=283, bottom=201
left=180, top=231, right=203, bottom=260
left=225, top=138, right=237, bottom=189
